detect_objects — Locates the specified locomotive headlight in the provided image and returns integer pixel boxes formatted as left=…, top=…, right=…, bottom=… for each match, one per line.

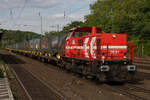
left=102, top=53, right=105, bottom=63
left=123, top=56, right=127, bottom=59
left=58, top=56, right=60, bottom=59
left=56, top=54, right=61, bottom=59
left=102, top=56, right=105, bottom=59
left=123, top=52, right=127, bottom=59
left=112, top=34, right=116, bottom=38
left=124, top=61, right=127, bottom=65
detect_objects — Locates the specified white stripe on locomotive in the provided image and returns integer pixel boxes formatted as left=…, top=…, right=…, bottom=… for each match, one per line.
left=84, top=38, right=89, bottom=58
left=65, top=46, right=127, bottom=50
left=101, top=46, right=127, bottom=49
left=90, top=37, right=96, bottom=59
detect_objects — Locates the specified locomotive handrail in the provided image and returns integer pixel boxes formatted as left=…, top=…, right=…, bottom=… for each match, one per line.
left=128, top=42, right=136, bottom=64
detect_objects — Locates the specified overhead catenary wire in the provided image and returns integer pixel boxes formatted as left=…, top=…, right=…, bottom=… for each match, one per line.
left=0, top=9, right=14, bottom=26
left=10, top=10, right=13, bottom=20
left=63, top=3, right=91, bottom=25
left=18, top=0, right=28, bottom=18
left=1, top=0, right=93, bottom=33
left=66, top=4, right=90, bottom=15
left=13, top=0, right=28, bottom=26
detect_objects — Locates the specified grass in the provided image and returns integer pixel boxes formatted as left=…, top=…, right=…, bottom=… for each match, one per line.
left=0, top=61, right=18, bottom=100
left=4, top=64, right=13, bottom=79
left=10, top=84, right=19, bottom=100
left=0, top=61, right=13, bottom=79
left=0, top=67, right=4, bottom=78
left=0, top=61, right=4, bottom=78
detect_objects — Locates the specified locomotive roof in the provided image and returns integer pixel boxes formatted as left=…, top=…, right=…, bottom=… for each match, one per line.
left=70, top=27, right=102, bottom=32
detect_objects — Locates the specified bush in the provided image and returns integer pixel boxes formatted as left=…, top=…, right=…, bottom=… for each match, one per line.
left=5, top=64, right=12, bottom=79
left=0, top=68, right=4, bottom=78
left=10, top=84, right=19, bottom=100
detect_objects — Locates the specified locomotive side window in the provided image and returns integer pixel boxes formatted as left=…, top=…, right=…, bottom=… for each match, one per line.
left=72, top=31, right=90, bottom=37
left=78, top=39, right=83, bottom=46
left=72, top=40, right=75, bottom=44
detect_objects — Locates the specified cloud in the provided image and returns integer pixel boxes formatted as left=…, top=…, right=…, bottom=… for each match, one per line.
left=0, top=0, right=97, bottom=9
left=0, top=0, right=63, bottom=9
left=0, top=0, right=96, bottom=33
left=52, top=13, right=64, bottom=18
left=26, top=0, right=63, bottom=8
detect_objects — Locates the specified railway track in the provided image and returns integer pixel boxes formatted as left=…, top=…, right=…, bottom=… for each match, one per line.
left=124, top=84, right=150, bottom=94
left=10, top=67, right=32, bottom=100
left=136, top=57, right=150, bottom=66
left=11, top=52, right=150, bottom=100
left=104, top=84, right=150, bottom=100
left=1, top=51, right=67, bottom=100
left=43, top=55, right=150, bottom=100
left=135, top=57, right=150, bottom=71
left=113, top=86, right=148, bottom=100
left=136, top=57, right=150, bottom=61
left=2, top=50, right=150, bottom=100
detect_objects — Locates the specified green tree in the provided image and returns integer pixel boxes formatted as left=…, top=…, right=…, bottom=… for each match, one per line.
left=0, top=29, right=41, bottom=48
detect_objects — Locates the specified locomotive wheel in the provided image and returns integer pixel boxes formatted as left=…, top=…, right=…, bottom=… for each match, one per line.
left=77, top=65, right=84, bottom=74
left=127, top=72, right=137, bottom=83
left=65, top=63, right=72, bottom=71
left=82, top=65, right=88, bottom=75
left=56, top=60, right=61, bottom=67
left=56, top=60, right=64, bottom=69
left=71, top=60, right=78, bottom=73
left=97, top=73, right=106, bottom=82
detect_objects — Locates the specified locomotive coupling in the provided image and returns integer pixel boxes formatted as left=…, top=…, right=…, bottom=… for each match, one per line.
left=127, top=65, right=136, bottom=71
left=100, top=65, right=110, bottom=71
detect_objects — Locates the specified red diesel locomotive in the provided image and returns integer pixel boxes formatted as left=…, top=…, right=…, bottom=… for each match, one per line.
left=58, top=26, right=136, bottom=81
left=6, top=26, right=136, bottom=82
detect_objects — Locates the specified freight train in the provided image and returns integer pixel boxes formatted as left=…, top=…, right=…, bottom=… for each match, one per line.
left=6, top=26, right=136, bottom=82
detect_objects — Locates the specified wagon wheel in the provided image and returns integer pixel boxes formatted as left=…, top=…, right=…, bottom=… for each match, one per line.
left=71, top=60, right=77, bottom=73
left=41, top=58, right=45, bottom=62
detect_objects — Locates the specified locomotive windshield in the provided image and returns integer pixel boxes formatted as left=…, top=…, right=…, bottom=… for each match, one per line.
left=72, top=31, right=90, bottom=37
left=70, top=27, right=102, bottom=38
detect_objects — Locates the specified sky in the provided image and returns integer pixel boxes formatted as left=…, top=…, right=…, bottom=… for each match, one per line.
left=0, top=0, right=97, bottom=34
